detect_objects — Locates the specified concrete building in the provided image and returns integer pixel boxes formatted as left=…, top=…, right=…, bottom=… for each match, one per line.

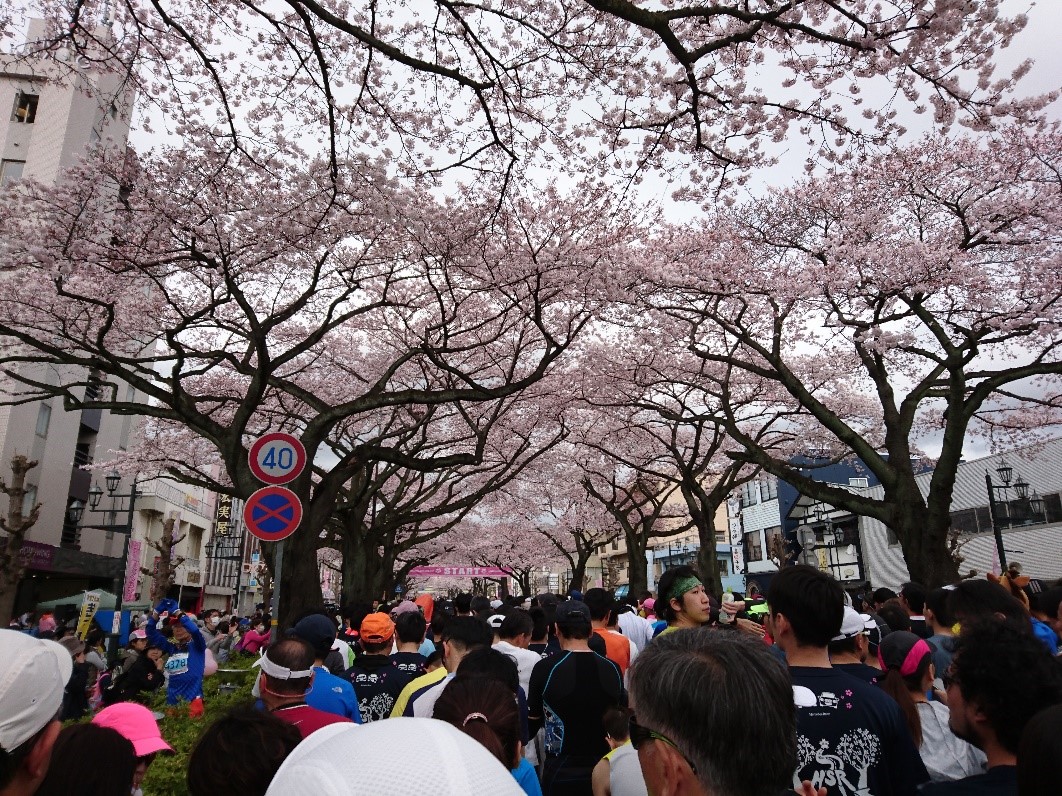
left=1, top=19, right=133, bottom=186
left=0, top=20, right=219, bottom=619
left=0, top=20, right=140, bottom=614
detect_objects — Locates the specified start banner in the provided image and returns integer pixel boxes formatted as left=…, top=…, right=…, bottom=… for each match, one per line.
left=408, top=566, right=511, bottom=578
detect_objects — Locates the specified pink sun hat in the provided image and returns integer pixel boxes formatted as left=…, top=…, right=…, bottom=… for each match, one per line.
left=92, top=702, right=174, bottom=757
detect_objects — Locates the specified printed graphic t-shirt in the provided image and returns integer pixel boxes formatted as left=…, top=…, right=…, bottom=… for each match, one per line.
left=790, top=666, right=929, bottom=796
left=346, top=654, right=413, bottom=722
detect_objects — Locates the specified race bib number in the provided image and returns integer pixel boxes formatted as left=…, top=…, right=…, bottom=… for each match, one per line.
left=165, top=652, right=190, bottom=677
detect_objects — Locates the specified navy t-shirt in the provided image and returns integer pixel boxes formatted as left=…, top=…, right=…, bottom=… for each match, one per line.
left=790, top=666, right=929, bottom=796
left=833, top=662, right=881, bottom=685
left=390, top=651, right=428, bottom=677
left=345, top=655, right=413, bottom=722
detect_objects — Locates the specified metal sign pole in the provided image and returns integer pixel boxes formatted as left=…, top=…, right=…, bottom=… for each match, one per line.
left=269, top=539, right=284, bottom=637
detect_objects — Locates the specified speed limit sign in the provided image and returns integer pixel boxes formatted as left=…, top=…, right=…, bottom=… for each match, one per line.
left=248, top=432, right=307, bottom=485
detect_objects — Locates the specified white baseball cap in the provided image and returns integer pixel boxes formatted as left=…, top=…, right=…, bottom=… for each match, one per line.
left=0, top=630, right=72, bottom=750
left=265, top=717, right=523, bottom=795
left=831, top=606, right=875, bottom=641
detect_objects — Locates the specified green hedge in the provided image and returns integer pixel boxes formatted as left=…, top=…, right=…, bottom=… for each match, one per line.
left=72, top=655, right=260, bottom=795
left=144, top=656, right=259, bottom=794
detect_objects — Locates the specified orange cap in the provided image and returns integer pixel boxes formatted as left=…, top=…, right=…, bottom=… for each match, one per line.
left=360, top=612, right=395, bottom=643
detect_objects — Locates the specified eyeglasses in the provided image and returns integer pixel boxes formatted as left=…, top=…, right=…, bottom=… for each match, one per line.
left=628, top=715, right=697, bottom=774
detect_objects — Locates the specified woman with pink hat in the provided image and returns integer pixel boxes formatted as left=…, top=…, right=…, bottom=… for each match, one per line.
left=93, top=702, right=174, bottom=795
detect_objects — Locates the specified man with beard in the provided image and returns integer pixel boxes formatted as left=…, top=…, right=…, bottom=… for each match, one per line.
left=920, top=620, right=1062, bottom=795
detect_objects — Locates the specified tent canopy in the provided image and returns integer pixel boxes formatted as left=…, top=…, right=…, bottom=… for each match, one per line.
left=36, top=590, right=118, bottom=610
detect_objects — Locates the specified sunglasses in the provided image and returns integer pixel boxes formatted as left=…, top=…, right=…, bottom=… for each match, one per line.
left=628, top=716, right=697, bottom=775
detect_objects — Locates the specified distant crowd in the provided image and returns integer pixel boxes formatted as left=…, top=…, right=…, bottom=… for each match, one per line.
left=2, top=561, right=1061, bottom=795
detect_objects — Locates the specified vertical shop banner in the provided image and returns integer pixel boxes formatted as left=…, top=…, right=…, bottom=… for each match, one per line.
left=124, top=540, right=142, bottom=602
left=76, top=591, right=102, bottom=639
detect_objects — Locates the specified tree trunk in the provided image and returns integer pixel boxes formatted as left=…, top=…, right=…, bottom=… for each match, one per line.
left=256, top=563, right=273, bottom=615
left=140, top=515, right=185, bottom=605
left=891, top=488, right=961, bottom=587
left=568, top=561, right=586, bottom=592
left=0, top=455, right=42, bottom=624
left=681, top=481, right=723, bottom=598
left=274, top=534, right=325, bottom=626
left=696, top=539, right=722, bottom=599
left=625, top=528, right=649, bottom=599
left=340, top=528, right=388, bottom=606
left=569, top=543, right=597, bottom=592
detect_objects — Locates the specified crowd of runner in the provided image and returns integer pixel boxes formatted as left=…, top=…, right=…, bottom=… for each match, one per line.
left=2, top=562, right=1061, bottom=795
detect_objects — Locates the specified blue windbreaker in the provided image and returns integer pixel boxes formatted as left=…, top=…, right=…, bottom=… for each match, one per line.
left=147, top=613, right=206, bottom=704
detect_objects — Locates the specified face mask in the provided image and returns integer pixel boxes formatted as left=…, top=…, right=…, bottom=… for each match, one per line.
left=209, top=617, right=220, bottom=627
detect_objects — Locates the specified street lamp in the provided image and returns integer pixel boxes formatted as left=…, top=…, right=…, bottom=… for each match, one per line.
left=66, top=499, right=85, bottom=525
left=985, top=458, right=1045, bottom=572
left=70, top=474, right=139, bottom=664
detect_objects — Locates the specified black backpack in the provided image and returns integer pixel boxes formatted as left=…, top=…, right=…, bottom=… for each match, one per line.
left=100, top=662, right=130, bottom=705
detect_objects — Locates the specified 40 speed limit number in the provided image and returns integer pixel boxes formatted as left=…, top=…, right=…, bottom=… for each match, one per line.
left=248, top=432, right=307, bottom=485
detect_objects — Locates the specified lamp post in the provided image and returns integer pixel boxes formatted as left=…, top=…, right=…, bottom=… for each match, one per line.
left=985, top=459, right=1046, bottom=573
left=68, top=471, right=139, bottom=664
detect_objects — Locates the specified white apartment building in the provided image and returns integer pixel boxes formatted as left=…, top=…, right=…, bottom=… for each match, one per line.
left=0, top=20, right=220, bottom=618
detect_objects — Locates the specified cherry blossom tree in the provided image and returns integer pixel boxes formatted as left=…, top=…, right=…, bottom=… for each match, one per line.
left=577, top=430, right=692, bottom=598
left=315, top=389, right=570, bottom=603
left=1, top=0, right=1055, bottom=617
left=575, top=324, right=766, bottom=596
left=472, top=448, right=623, bottom=592
left=647, top=126, right=1062, bottom=586
left=4, top=1, right=1045, bottom=194
left=0, top=139, right=629, bottom=623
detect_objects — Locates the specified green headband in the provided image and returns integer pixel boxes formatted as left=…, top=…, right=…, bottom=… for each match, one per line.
left=667, top=576, right=703, bottom=604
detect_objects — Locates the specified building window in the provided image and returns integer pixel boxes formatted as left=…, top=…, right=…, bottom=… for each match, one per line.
left=0, top=159, right=25, bottom=187
left=1044, top=493, right=1062, bottom=524
left=12, top=91, right=38, bottom=123
left=949, top=508, right=980, bottom=535
left=22, top=485, right=37, bottom=516
left=61, top=500, right=81, bottom=547
left=35, top=403, right=51, bottom=438
left=848, top=477, right=869, bottom=488
left=611, top=538, right=619, bottom=551
left=761, top=478, right=777, bottom=501
left=718, top=558, right=730, bottom=577
left=744, top=531, right=763, bottom=562
left=764, top=526, right=783, bottom=560
left=740, top=481, right=759, bottom=508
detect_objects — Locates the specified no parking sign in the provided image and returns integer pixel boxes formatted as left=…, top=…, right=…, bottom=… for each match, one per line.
left=243, top=486, right=303, bottom=542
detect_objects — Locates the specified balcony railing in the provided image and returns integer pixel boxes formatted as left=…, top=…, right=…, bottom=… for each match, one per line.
left=138, top=481, right=212, bottom=518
